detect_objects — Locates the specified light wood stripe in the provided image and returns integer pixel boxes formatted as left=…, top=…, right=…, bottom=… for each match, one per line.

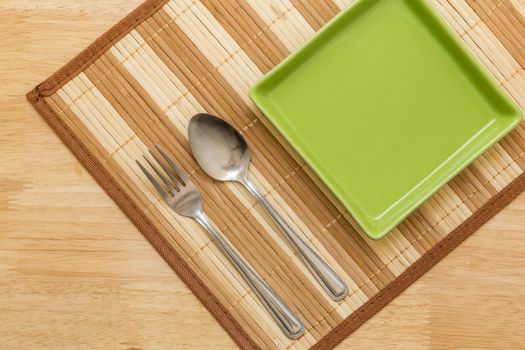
left=247, top=0, right=316, bottom=51
left=467, top=0, right=525, bottom=68
left=200, top=0, right=289, bottom=72
left=164, top=1, right=262, bottom=106
left=333, top=0, right=358, bottom=10
left=37, top=0, right=525, bottom=348
left=511, top=0, right=525, bottom=18
left=433, top=0, right=525, bottom=109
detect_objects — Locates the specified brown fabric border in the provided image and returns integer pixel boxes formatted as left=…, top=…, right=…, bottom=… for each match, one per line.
left=313, top=169, right=525, bottom=349
left=25, top=89, right=259, bottom=350
left=37, top=0, right=170, bottom=97
left=26, top=0, right=525, bottom=349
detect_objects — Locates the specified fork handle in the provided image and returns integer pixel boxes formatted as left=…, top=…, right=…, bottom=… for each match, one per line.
left=195, top=212, right=304, bottom=340
left=242, top=176, right=349, bottom=302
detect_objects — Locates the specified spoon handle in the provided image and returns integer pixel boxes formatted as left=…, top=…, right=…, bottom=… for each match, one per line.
left=243, top=177, right=349, bottom=301
left=195, top=211, right=304, bottom=339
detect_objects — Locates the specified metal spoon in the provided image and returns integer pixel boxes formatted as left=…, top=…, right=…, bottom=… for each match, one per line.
left=188, top=113, right=349, bottom=301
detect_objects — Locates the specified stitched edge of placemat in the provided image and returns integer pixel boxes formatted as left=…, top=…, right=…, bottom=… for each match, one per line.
left=25, top=0, right=525, bottom=349
left=25, top=90, right=259, bottom=350
left=312, top=169, right=525, bottom=349
left=37, top=0, right=170, bottom=97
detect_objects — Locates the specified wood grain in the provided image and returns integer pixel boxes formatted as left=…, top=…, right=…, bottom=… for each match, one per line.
left=1, top=0, right=525, bottom=349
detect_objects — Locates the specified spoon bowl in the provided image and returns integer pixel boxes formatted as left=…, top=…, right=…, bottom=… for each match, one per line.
left=188, top=113, right=250, bottom=183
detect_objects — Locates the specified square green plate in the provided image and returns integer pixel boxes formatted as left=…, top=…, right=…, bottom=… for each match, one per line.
left=250, top=0, right=522, bottom=239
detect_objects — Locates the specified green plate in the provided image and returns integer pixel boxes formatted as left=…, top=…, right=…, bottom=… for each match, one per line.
left=250, top=0, right=522, bottom=239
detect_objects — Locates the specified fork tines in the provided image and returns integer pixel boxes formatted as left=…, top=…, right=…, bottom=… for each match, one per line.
left=136, top=145, right=188, bottom=199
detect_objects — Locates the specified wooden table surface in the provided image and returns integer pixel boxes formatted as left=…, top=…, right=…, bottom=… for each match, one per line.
left=1, top=1, right=525, bottom=349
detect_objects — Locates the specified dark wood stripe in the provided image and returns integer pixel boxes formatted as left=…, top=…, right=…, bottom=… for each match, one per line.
left=201, top=0, right=289, bottom=72
left=467, top=0, right=525, bottom=68
left=331, top=219, right=396, bottom=289
left=291, top=0, right=340, bottom=31
left=144, top=11, right=256, bottom=128
left=397, top=221, right=430, bottom=255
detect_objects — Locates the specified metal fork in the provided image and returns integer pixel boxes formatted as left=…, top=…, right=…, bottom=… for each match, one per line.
left=137, top=145, right=305, bottom=339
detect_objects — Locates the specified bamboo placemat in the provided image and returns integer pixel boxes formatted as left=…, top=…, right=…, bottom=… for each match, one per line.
left=27, top=0, right=525, bottom=349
